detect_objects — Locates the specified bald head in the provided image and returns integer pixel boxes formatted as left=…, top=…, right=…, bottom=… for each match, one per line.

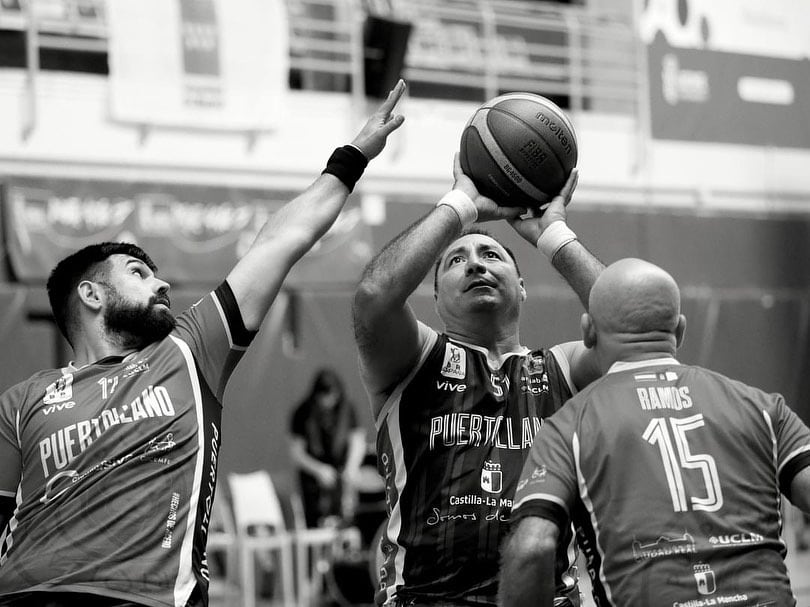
left=589, top=258, right=681, bottom=337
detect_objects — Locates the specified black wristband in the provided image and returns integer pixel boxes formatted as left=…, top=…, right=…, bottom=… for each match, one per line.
left=322, top=145, right=369, bottom=193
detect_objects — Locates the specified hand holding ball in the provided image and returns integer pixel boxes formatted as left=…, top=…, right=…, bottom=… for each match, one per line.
left=459, top=93, right=578, bottom=209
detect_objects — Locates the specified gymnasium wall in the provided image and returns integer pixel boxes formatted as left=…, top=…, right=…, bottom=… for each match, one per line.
left=2, top=200, right=808, bottom=484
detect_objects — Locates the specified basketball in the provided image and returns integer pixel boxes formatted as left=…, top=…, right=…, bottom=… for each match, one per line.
left=459, top=92, right=578, bottom=209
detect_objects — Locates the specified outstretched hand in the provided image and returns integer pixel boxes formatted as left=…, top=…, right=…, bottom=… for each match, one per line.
left=508, top=168, right=579, bottom=245
left=451, top=153, right=526, bottom=223
left=351, top=79, right=407, bottom=160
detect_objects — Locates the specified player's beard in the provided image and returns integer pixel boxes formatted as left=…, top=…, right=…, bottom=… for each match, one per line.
left=103, top=288, right=177, bottom=348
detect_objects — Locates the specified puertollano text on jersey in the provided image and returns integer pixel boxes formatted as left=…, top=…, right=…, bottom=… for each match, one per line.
left=429, top=413, right=543, bottom=450
left=38, top=384, right=176, bottom=478
left=199, top=422, right=220, bottom=581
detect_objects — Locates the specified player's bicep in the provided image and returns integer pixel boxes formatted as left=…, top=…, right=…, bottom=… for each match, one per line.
left=513, top=419, right=578, bottom=526
left=789, top=466, right=810, bottom=514
left=355, top=301, right=423, bottom=395
left=552, top=340, right=600, bottom=392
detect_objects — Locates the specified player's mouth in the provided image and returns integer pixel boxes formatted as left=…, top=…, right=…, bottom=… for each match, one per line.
left=465, top=279, right=496, bottom=292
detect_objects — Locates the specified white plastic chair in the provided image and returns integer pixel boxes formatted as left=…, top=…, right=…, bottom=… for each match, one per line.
left=228, top=471, right=296, bottom=607
left=289, top=490, right=339, bottom=607
left=206, top=494, right=240, bottom=604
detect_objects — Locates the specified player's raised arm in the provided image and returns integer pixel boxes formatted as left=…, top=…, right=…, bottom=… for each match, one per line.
left=506, top=169, right=605, bottom=390
left=353, top=154, right=521, bottom=409
left=227, top=80, right=406, bottom=331
left=508, top=169, right=603, bottom=309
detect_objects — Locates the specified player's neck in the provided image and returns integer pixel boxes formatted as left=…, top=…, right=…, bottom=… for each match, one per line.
left=445, top=324, right=521, bottom=357
left=70, top=331, right=141, bottom=367
left=603, top=340, right=678, bottom=371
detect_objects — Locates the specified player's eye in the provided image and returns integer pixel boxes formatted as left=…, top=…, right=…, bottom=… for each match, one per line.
left=449, top=255, right=465, bottom=266
left=484, top=250, right=501, bottom=260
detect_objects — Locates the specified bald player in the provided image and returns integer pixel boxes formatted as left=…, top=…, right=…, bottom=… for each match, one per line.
left=500, top=258, right=810, bottom=607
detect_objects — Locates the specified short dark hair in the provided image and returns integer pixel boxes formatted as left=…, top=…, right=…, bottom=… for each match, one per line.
left=432, top=228, right=521, bottom=296
left=46, top=242, right=157, bottom=345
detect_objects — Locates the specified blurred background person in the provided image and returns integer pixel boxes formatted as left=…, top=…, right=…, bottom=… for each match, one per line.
left=290, top=368, right=367, bottom=528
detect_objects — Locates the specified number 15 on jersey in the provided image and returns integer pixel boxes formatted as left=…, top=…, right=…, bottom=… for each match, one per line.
left=643, top=413, right=724, bottom=513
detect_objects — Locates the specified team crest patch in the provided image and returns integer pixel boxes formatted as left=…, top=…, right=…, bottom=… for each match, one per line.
left=44, top=373, right=74, bottom=404
left=440, top=343, right=466, bottom=379
left=481, top=460, right=502, bottom=494
left=693, top=563, right=716, bottom=596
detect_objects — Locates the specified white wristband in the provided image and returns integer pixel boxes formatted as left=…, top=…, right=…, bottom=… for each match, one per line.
left=436, top=190, right=478, bottom=227
left=536, top=220, right=577, bottom=260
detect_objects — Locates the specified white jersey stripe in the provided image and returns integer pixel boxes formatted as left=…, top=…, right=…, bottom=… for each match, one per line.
left=574, top=431, right=615, bottom=606
left=762, top=410, right=789, bottom=554
left=383, top=396, right=408, bottom=605
left=170, top=335, right=207, bottom=607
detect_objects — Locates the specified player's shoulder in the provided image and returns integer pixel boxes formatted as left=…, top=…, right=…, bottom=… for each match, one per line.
left=0, top=367, right=63, bottom=404
left=683, top=363, right=779, bottom=399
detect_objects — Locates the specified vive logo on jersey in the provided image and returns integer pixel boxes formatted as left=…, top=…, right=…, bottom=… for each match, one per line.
left=693, top=563, right=716, bottom=596
left=440, top=343, right=466, bottom=379
left=481, top=460, right=502, bottom=494
left=43, top=374, right=74, bottom=405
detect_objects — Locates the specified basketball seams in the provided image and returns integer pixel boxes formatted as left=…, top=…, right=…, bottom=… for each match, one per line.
left=486, top=106, right=571, bottom=189
left=484, top=92, right=578, bottom=142
left=469, top=111, right=548, bottom=202
left=460, top=92, right=577, bottom=209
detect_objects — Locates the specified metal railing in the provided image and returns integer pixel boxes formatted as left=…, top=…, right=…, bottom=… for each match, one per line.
left=0, top=0, right=641, bottom=113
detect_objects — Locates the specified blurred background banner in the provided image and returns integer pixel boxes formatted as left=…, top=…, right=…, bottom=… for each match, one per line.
left=106, top=0, right=289, bottom=130
left=2, top=178, right=371, bottom=287
left=640, top=0, right=810, bottom=148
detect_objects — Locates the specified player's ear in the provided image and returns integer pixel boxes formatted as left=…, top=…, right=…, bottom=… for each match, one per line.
left=77, top=280, right=104, bottom=311
left=674, top=314, right=686, bottom=349
left=581, top=312, right=596, bottom=348
left=518, top=277, right=527, bottom=302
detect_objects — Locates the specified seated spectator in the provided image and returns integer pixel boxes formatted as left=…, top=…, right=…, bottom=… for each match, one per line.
left=290, top=368, right=366, bottom=527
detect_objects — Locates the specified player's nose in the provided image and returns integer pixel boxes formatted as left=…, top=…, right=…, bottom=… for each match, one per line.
left=465, top=257, right=486, bottom=274
left=154, top=278, right=171, bottom=294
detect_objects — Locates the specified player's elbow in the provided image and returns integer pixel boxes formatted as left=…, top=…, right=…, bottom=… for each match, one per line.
left=503, top=517, right=560, bottom=570
left=353, top=278, right=388, bottom=322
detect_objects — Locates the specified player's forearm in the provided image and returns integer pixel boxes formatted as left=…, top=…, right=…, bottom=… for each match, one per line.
left=499, top=546, right=556, bottom=607
left=550, top=239, right=604, bottom=310
left=253, top=175, right=350, bottom=260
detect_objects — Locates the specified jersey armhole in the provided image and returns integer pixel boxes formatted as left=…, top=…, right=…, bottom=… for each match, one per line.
left=369, top=322, right=438, bottom=429
left=549, top=344, right=577, bottom=395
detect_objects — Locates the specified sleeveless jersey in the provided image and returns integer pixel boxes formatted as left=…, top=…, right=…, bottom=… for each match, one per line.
left=512, top=358, right=810, bottom=607
left=0, top=282, right=253, bottom=607
left=373, top=328, right=577, bottom=606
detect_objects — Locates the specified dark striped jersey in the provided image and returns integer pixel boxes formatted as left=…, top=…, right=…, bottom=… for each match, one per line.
left=0, top=282, right=253, bottom=607
left=369, top=324, right=579, bottom=606
left=512, top=357, right=810, bottom=607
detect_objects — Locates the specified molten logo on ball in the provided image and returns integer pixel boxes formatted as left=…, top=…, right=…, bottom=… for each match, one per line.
left=459, top=91, right=578, bottom=209
left=535, top=112, right=574, bottom=156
